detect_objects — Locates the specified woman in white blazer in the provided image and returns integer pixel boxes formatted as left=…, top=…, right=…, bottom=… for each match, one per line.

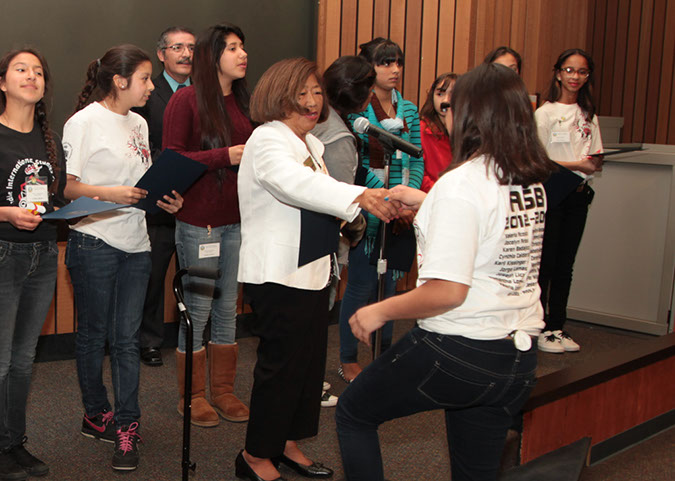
left=235, top=58, right=398, bottom=481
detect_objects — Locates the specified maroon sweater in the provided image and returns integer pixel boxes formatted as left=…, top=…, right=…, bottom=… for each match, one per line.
left=163, top=86, right=253, bottom=227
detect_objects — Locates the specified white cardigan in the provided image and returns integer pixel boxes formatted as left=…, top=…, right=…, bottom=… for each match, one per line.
left=237, top=121, right=366, bottom=290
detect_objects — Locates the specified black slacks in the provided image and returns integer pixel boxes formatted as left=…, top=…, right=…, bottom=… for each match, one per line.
left=140, top=223, right=176, bottom=348
left=538, top=184, right=594, bottom=331
left=243, top=282, right=329, bottom=458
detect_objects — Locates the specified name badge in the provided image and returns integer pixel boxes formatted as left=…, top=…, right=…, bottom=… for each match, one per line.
left=24, top=184, right=49, bottom=203
left=198, top=243, right=220, bottom=259
left=551, top=131, right=571, bottom=143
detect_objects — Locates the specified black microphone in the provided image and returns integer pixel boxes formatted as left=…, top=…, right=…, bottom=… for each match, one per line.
left=353, top=117, right=423, bottom=158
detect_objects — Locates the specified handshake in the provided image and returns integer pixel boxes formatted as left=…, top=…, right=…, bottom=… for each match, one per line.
left=353, top=185, right=427, bottom=223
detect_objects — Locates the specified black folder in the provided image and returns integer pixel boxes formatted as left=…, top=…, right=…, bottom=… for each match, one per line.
left=298, top=209, right=341, bottom=267
left=542, top=165, right=584, bottom=209
left=134, top=149, right=208, bottom=214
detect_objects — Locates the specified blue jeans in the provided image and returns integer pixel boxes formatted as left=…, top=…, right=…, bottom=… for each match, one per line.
left=175, top=220, right=240, bottom=351
left=338, top=238, right=395, bottom=363
left=336, top=327, right=537, bottom=481
left=66, top=231, right=150, bottom=426
left=0, top=240, right=58, bottom=449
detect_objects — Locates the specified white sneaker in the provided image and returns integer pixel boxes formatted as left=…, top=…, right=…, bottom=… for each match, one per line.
left=553, top=330, right=580, bottom=352
left=321, top=391, right=338, bottom=407
left=323, top=381, right=331, bottom=391
left=538, top=331, right=564, bottom=353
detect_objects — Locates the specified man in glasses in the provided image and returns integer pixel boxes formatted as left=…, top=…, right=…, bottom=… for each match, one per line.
left=136, top=26, right=195, bottom=367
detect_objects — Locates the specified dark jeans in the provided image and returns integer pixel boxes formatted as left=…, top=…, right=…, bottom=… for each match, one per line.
left=336, top=327, right=537, bottom=481
left=338, top=238, right=395, bottom=363
left=140, top=223, right=175, bottom=349
left=538, top=185, right=593, bottom=331
left=66, top=231, right=150, bottom=426
left=0, top=240, right=58, bottom=449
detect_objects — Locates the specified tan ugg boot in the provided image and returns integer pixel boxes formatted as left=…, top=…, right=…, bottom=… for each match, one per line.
left=176, top=347, right=220, bottom=427
left=208, top=342, right=250, bottom=422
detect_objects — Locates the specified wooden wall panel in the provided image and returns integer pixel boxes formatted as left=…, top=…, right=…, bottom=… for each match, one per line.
left=373, top=0, right=390, bottom=38
left=632, top=0, right=654, bottom=142
left=315, top=0, right=675, bottom=144
left=356, top=0, right=374, bottom=49
left=453, top=0, right=477, bottom=73
left=403, top=0, right=424, bottom=103
left=663, top=1, right=675, bottom=144
left=389, top=0, right=406, bottom=50
left=588, top=0, right=675, bottom=144
left=341, top=0, right=359, bottom=56
left=419, top=0, right=440, bottom=107
left=436, top=0, right=457, bottom=75
left=598, top=0, right=617, bottom=116
left=643, top=0, right=667, bottom=143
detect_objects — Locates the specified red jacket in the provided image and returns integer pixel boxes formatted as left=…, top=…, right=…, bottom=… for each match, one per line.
left=420, top=118, right=452, bottom=193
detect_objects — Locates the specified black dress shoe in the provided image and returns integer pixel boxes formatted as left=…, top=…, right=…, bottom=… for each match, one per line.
left=140, top=347, right=163, bottom=367
left=235, top=450, right=286, bottom=481
left=272, top=454, right=333, bottom=478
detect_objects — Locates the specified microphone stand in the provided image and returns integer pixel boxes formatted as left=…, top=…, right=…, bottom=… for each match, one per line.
left=372, top=138, right=397, bottom=359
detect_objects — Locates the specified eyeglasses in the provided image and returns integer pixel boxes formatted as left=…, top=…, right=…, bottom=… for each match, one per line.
left=164, top=43, right=195, bottom=53
left=560, top=66, right=590, bottom=78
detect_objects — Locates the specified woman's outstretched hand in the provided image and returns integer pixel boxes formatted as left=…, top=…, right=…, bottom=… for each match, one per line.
left=354, top=188, right=400, bottom=223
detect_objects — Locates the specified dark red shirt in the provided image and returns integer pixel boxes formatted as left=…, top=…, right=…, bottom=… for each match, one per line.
left=163, top=86, right=253, bottom=227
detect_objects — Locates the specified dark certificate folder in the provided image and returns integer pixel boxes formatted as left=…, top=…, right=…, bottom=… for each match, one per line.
left=298, top=209, right=341, bottom=267
left=543, top=164, right=584, bottom=209
left=134, top=148, right=208, bottom=214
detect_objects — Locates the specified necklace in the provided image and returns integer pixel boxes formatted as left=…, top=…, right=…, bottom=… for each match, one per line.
left=102, top=99, right=111, bottom=111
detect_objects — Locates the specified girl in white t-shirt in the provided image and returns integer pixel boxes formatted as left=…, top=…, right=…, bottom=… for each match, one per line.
left=336, top=63, right=557, bottom=481
left=534, top=49, right=603, bottom=354
left=62, top=45, right=182, bottom=472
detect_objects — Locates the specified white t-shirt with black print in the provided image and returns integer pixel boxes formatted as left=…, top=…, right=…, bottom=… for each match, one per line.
left=414, top=156, right=546, bottom=339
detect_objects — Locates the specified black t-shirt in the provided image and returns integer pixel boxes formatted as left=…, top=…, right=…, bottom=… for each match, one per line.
left=0, top=122, right=66, bottom=242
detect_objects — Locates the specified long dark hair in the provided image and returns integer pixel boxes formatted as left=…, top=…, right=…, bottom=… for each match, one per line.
left=483, top=46, right=522, bottom=74
left=74, top=44, right=150, bottom=113
left=0, top=48, right=60, bottom=192
left=448, top=63, right=555, bottom=186
left=192, top=23, right=250, bottom=150
left=420, top=72, right=457, bottom=137
left=546, top=48, right=596, bottom=121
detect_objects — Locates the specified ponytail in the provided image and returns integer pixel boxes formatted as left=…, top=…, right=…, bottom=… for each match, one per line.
left=74, top=60, right=100, bottom=113
left=72, top=45, right=150, bottom=114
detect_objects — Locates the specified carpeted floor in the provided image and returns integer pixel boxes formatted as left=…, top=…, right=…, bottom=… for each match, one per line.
left=26, top=319, right=674, bottom=480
